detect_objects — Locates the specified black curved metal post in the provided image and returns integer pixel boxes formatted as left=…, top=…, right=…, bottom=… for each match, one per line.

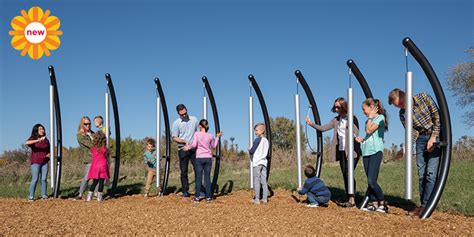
left=105, top=74, right=121, bottom=197
left=294, top=70, right=324, bottom=177
left=403, top=37, right=452, bottom=219
left=347, top=59, right=374, bottom=99
left=48, top=65, right=63, bottom=198
left=346, top=59, right=373, bottom=209
left=155, top=78, right=172, bottom=196
left=248, top=74, right=273, bottom=179
left=202, top=76, right=221, bottom=194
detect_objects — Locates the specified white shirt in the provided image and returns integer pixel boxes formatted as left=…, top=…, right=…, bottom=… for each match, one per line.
left=337, top=117, right=347, bottom=151
left=251, top=137, right=269, bottom=167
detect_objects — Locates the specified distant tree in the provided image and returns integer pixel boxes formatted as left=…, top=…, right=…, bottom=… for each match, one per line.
left=446, top=46, right=474, bottom=127
left=322, top=135, right=333, bottom=162
left=453, top=135, right=474, bottom=160
left=229, top=137, right=235, bottom=151
left=270, top=117, right=305, bottom=150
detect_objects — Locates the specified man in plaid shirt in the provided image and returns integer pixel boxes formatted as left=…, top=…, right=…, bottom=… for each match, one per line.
left=388, top=88, right=441, bottom=218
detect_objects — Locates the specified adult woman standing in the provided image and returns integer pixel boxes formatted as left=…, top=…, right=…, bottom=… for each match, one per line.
left=75, top=116, right=94, bottom=200
left=26, top=124, right=51, bottom=201
left=305, top=97, right=362, bottom=207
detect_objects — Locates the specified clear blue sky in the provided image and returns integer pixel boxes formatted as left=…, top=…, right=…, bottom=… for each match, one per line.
left=1, top=0, right=472, bottom=153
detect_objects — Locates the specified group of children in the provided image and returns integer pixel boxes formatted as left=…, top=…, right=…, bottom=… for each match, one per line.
left=141, top=120, right=331, bottom=208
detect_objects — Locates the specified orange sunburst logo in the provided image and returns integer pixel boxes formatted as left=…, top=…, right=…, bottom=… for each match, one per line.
left=8, top=6, right=62, bottom=60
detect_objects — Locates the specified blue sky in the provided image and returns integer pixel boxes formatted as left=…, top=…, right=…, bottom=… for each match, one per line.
left=1, top=0, right=472, bottom=153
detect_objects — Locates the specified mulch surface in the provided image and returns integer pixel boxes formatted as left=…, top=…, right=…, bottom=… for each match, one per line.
left=1, top=189, right=472, bottom=235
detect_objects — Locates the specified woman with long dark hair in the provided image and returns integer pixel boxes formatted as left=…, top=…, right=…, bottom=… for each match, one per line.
left=25, top=124, right=50, bottom=201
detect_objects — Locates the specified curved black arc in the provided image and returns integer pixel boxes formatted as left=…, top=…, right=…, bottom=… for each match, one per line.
left=202, top=76, right=221, bottom=194
left=294, top=70, right=323, bottom=177
left=105, top=73, right=121, bottom=197
left=48, top=65, right=63, bottom=198
left=403, top=37, right=452, bottom=219
left=346, top=59, right=373, bottom=209
left=155, top=78, right=171, bottom=196
left=347, top=59, right=374, bottom=98
left=248, top=74, right=272, bottom=179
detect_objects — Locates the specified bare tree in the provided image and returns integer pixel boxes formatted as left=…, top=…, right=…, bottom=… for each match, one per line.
left=446, top=46, right=474, bottom=127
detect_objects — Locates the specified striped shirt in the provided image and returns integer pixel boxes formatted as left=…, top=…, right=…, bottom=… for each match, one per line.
left=399, top=93, right=440, bottom=141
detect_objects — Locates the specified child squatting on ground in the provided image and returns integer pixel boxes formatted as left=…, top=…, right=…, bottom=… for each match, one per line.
left=297, top=165, right=331, bottom=208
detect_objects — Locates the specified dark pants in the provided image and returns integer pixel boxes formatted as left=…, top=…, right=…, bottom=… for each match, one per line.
left=90, top=179, right=105, bottom=193
left=337, top=150, right=360, bottom=198
left=178, top=149, right=196, bottom=194
left=363, top=151, right=384, bottom=201
left=195, top=158, right=212, bottom=198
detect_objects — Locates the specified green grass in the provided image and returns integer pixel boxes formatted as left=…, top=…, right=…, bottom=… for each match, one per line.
left=1, top=160, right=472, bottom=217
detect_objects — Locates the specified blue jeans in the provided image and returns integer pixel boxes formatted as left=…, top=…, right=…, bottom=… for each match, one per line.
left=195, top=158, right=212, bottom=198
left=307, top=192, right=330, bottom=205
left=79, top=163, right=91, bottom=195
left=415, top=134, right=440, bottom=207
left=29, top=163, right=48, bottom=199
left=363, top=151, right=384, bottom=201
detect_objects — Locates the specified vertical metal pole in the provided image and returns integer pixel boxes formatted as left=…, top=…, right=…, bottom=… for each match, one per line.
left=203, top=84, right=207, bottom=120
left=347, top=87, right=355, bottom=195
left=156, top=96, right=161, bottom=188
left=405, top=71, right=413, bottom=200
left=49, top=85, right=55, bottom=189
left=249, top=94, right=254, bottom=188
left=295, top=93, right=302, bottom=189
left=105, top=91, right=110, bottom=146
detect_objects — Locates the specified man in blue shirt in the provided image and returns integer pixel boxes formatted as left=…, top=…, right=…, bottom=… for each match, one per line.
left=172, top=104, right=199, bottom=197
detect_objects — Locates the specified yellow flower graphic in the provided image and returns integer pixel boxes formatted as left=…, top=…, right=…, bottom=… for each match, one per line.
left=8, top=6, right=63, bottom=60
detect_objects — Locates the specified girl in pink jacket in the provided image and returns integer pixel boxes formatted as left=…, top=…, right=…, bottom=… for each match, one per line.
left=86, top=131, right=110, bottom=201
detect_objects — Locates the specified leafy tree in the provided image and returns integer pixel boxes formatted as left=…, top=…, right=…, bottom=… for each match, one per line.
left=270, top=117, right=305, bottom=150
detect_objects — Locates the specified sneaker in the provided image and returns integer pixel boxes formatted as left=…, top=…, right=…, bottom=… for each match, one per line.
left=192, top=197, right=200, bottom=203
left=181, top=192, right=190, bottom=198
left=144, top=193, right=149, bottom=198
left=362, top=205, right=377, bottom=212
left=97, top=192, right=104, bottom=202
left=341, top=202, right=356, bottom=208
left=408, top=207, right=424, bottom=217
left=86, top=191, right=93, bottom=202
left=252, top=199, right=260, bottom=205
left=376, top=205, right=388, bottom=213
left=261, top=199, right=268, bottom=204
left=73, top=194, right=83, bottom=201
left=28, top=197, right=34, bottom=202
left=206, top=197, right=213, bottom=203
left=42, top=195, right=48, bottom=200
left=198, top=191, right=206, bottom=199
left=307, top=203, right=319, bottom=208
